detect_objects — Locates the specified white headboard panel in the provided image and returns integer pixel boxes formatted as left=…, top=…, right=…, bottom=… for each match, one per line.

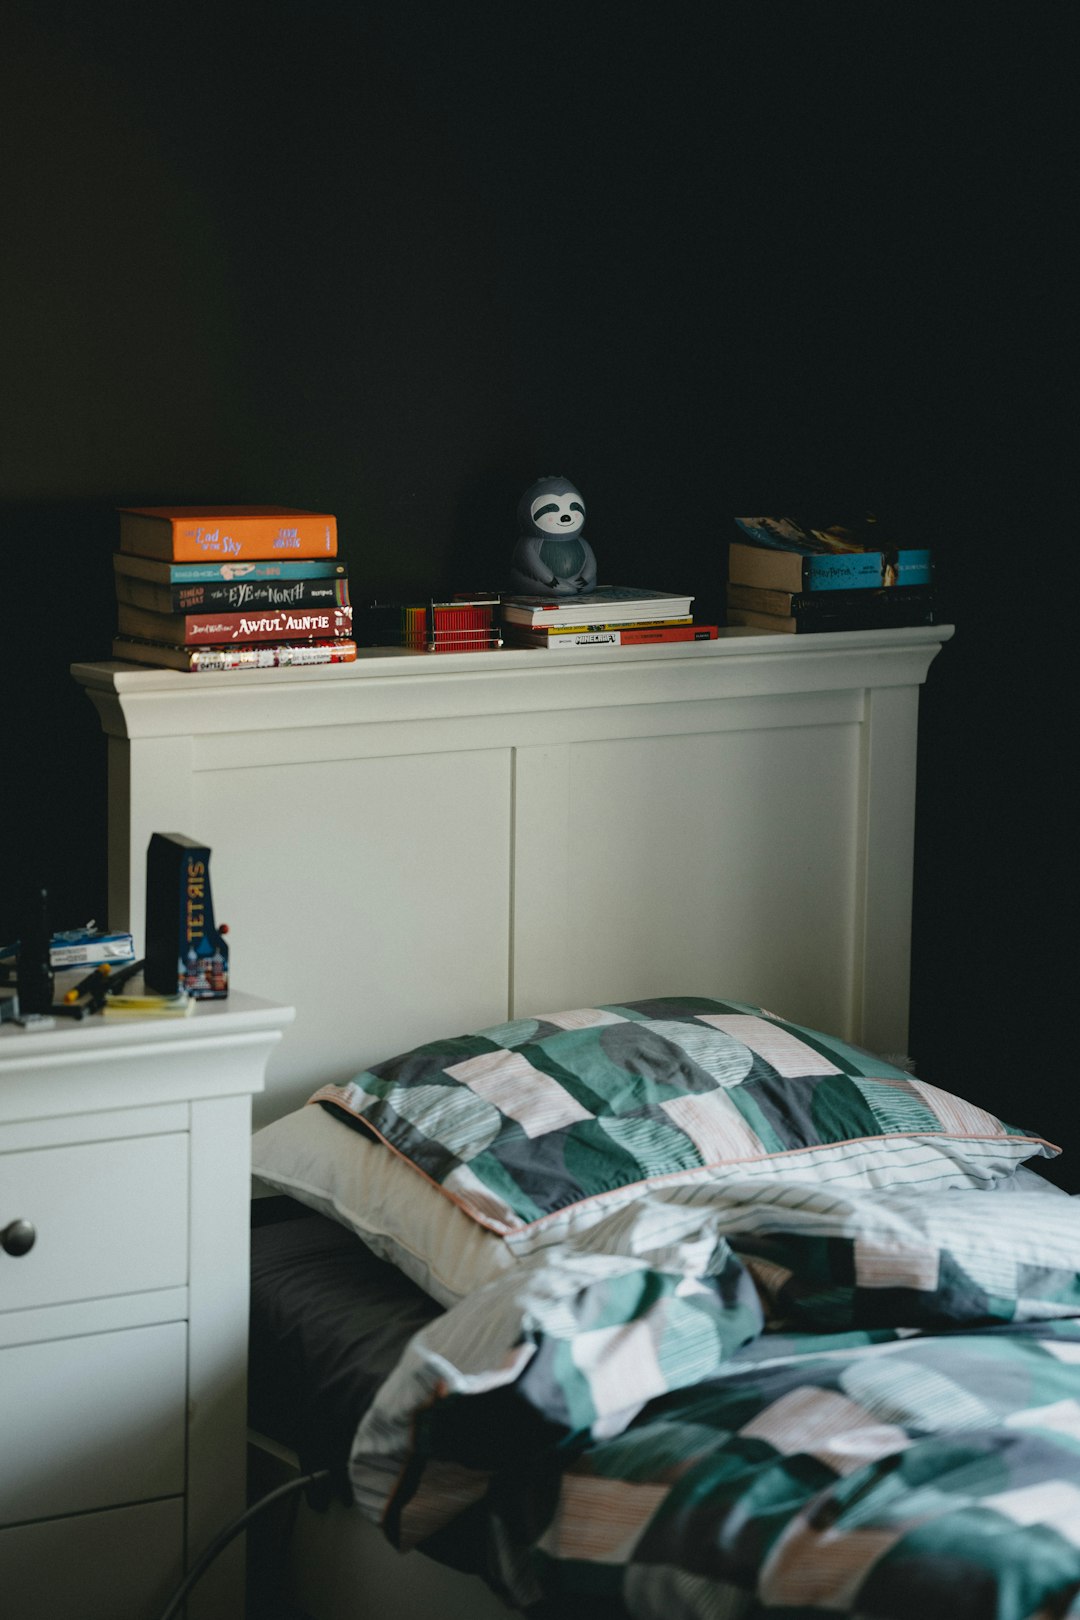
left=73, top=628, right=951, bottom=1128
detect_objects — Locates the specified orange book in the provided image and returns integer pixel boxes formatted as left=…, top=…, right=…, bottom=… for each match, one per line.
left=118, top=505, right=337, bottom=563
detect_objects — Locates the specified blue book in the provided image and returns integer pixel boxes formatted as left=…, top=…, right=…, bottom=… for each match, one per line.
left=113, top=554, right=347, bottom=586
left=731, top=517, right=933, bottom=593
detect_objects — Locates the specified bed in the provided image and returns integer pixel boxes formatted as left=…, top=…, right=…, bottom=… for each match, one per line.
left=74, top=627, right=1080, bottom=1619
left=243, top=1004, right=1075, bottom=1620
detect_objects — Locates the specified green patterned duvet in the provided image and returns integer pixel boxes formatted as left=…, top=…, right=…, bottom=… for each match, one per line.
left=306, top=998, right=1078, bottom=1615
left=348, top=1180, right=1080, bottom=1619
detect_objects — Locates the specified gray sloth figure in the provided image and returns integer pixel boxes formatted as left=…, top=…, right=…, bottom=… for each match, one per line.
left=508, top=475, right=598, bottom=596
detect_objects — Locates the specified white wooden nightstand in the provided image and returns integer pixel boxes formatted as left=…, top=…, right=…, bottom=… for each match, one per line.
left=0, top=991, right=294, bottom=1620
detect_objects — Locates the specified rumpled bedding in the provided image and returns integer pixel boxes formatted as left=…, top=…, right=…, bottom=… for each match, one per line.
left=349, top=1180, right=1080, bottom=1619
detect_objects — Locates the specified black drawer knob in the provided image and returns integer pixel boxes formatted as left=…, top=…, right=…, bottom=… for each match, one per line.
left=1, top=1219, right=37, bottom=1257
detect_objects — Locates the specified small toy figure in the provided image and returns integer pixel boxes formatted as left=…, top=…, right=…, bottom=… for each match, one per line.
left=508, top=475, right=597, bottom=596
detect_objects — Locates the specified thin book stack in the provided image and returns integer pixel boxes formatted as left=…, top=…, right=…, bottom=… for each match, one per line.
left=725, top=515, right=935, bottom=635
left=111, top=505, right=357, bottom=671
left=500, top=587, right=718, bottom=649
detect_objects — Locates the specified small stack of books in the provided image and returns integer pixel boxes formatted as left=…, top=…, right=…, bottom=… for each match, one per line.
left=354, top=598, right=502, bottom=652
left=726, top=516, right=936, bottom=635
left=111, top=505, right=357, bottom=671
left=500, top=587, right=718, bottom=649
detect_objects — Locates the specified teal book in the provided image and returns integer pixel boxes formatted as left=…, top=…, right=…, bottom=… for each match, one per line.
left=113, top=553, right=346, bottom=586
left=731, top=516, right=932, bottom=593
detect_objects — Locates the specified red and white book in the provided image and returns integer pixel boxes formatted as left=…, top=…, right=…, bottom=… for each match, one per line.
left=112, top=637, right=358, bottom=671
left=117, top=602, right=353, bottom=645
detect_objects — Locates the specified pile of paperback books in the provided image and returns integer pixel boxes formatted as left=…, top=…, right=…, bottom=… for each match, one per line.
left=111, top=505, right=356, bottom=671
left=725, top=515, right=936, bottom=634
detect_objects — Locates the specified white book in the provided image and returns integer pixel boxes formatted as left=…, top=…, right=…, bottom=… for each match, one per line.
left=500, top=586, right=694, bottom=626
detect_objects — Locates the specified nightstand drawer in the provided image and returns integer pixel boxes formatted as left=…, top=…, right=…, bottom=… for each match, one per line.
left=0, top=1496, right=183, bottom=1620
left=0, top=1321, right=187, bottom=1525
left=0, top=1133, right=188, bottom=1313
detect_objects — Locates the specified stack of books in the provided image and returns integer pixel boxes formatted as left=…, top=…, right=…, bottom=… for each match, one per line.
left=111, top=505, right=357, bottom=671
left=500, top=587, right=718, bottom=650
left=725, top=516, right=936, bottom=635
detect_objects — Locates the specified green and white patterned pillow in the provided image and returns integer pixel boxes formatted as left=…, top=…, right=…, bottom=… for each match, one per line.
left=251, top=996, right=1060, bottom=1300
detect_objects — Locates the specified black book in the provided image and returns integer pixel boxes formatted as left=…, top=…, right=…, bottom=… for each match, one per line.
left=727, top=584, right=934, bottom=620
left=115, top=572, right=350, bottom=614
left=726, top=588, right=936, bottom=634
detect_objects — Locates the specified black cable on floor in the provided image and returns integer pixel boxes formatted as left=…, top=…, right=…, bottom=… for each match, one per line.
left=156, top=1468, right=331, bottom=1620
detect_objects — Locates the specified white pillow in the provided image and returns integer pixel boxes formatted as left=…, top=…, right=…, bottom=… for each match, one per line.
left=251, top=1104, right=514, bottom=1306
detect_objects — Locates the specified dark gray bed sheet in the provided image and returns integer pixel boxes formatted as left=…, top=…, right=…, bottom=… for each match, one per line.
left=248, top=1195, right=442, bottom=1494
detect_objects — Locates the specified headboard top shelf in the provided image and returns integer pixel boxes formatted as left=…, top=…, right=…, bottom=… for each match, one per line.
left=72, top=625, right=952, bottom=740
left=75, top=623, right=951, bottom=686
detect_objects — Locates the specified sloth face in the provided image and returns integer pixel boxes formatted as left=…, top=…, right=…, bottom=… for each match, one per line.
left=530, top=491, right=585, bottom=535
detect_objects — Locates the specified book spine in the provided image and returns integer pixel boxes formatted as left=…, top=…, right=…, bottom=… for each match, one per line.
left=116, top=575, right=351, bottom=613
left=116, top=558, right=347, bottom=583
left=531, top=617, right=694, bottom=635
left=112, top=638, right=358, bottom=670
left=501, top=598, right=693, bottom=627
left=730, top=543, right=933, bottom=593
left=121, top=513, right=338, bottom=561
left=803, top=550, right=933, bottom=590
left=183, top=640, right=358, bottom=668
left=727, top=584, right=934, bottom=617
left=726, top=606, right=935, bottom=633
left=120, top=605, right=353, bottom=643
left=502, top=613, right=693, bottom=629
left=510, top=625, right=719, bottom=648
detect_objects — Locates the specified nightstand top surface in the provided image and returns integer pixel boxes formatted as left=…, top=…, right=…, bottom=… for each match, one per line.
left=0, top=990, right=294, bottom=1064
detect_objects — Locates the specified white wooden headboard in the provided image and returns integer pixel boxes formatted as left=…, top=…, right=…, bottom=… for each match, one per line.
left=73, top=627, right=951, bottom=1130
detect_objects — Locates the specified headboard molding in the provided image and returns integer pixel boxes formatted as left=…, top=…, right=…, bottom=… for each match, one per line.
left=73, top=628, right=951, bottom=1127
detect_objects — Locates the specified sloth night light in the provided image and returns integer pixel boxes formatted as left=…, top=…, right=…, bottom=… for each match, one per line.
left=508, top=474, right=598, bottom=596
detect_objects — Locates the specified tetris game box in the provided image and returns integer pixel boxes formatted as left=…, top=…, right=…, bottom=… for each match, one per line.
left=145, top=833, right=229, bottom=999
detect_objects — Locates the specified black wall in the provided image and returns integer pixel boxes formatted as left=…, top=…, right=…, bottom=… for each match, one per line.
left=2, top=6, right=1072, bottom=1175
